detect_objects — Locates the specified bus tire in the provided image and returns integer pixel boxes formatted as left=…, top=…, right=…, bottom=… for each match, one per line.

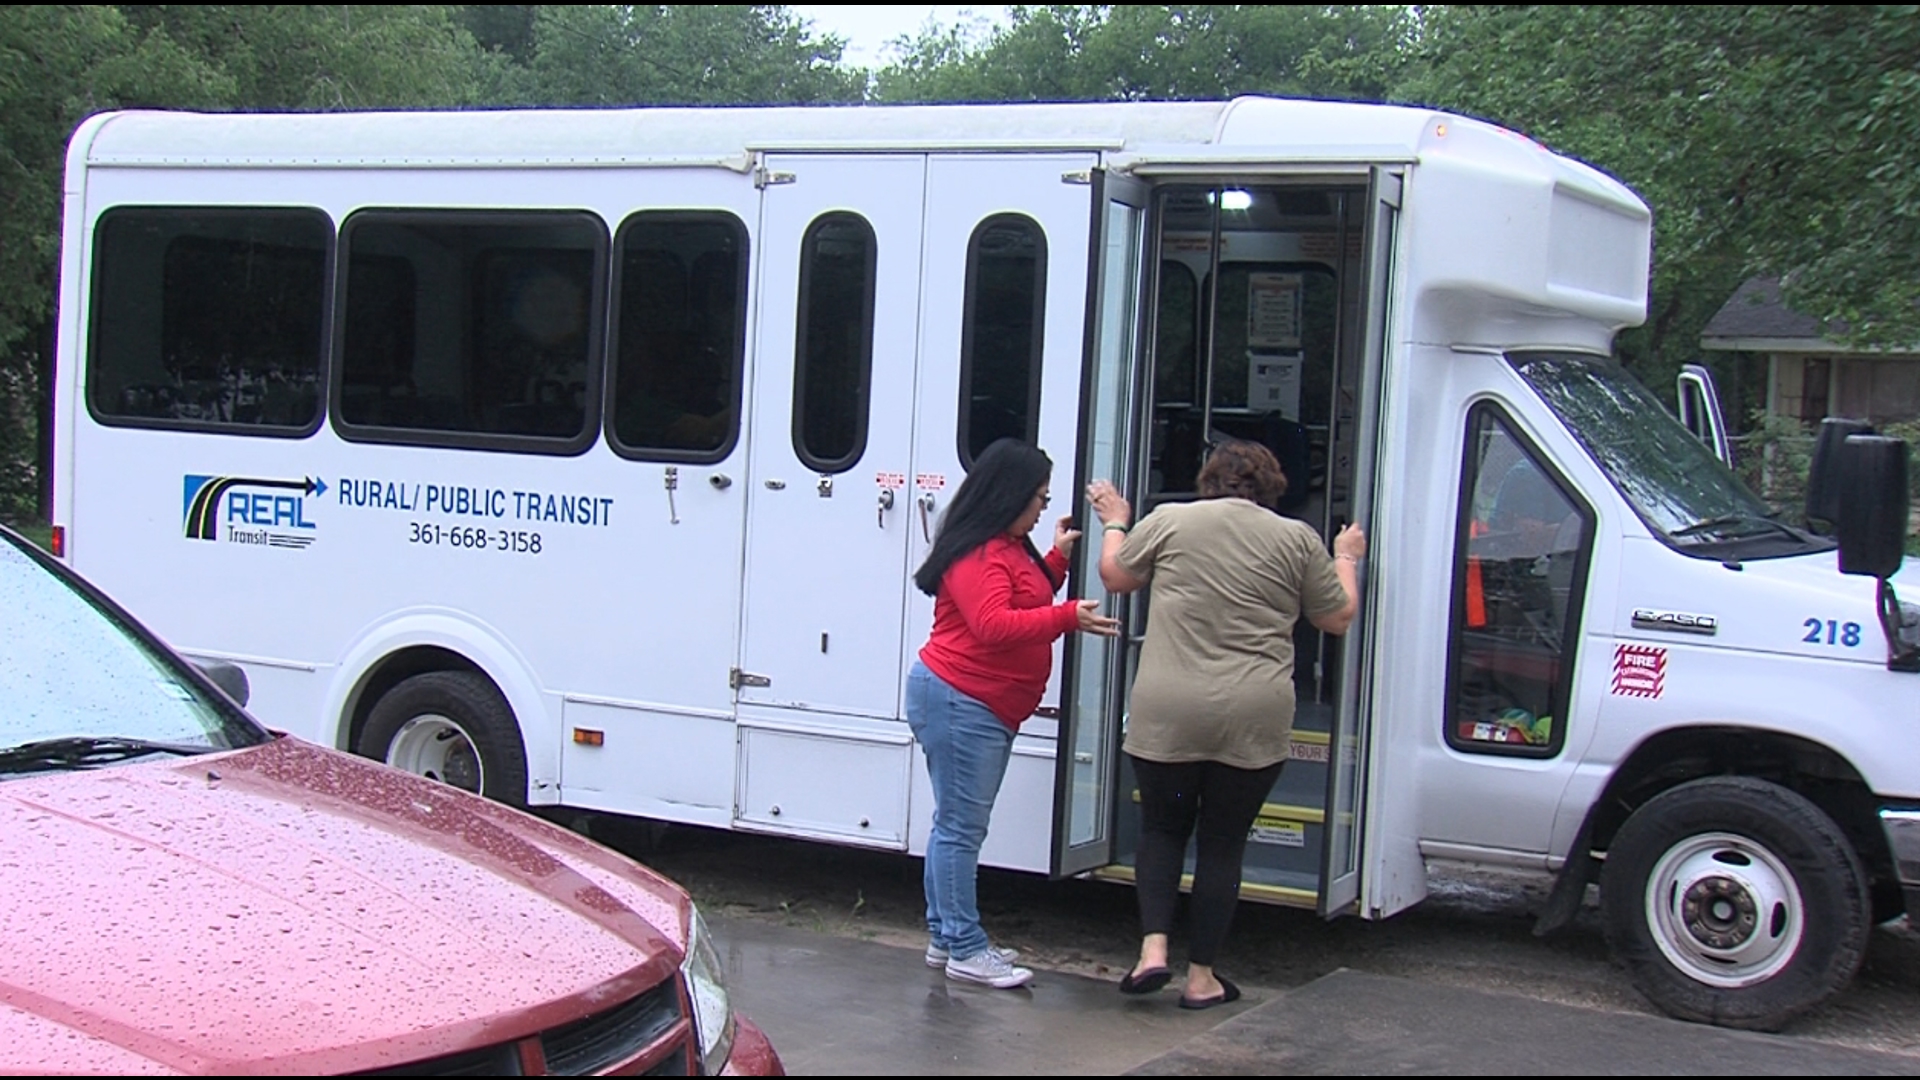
left=1600, top=776, right=1868, bottom=1031
left=358, top=671, right=529, bottom=808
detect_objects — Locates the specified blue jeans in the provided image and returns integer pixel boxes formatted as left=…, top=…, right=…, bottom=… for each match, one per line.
left=906, top=661, right=1015, bottom=961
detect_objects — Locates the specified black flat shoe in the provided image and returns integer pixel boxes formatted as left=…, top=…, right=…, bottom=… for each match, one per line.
left=1118, top=965, right=1172, bottom=995
left=1178, top=976, right=1241, bottom=1010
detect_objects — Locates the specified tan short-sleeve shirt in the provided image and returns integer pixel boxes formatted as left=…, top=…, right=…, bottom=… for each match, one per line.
left=1115, top=498, right=1349, bottom=769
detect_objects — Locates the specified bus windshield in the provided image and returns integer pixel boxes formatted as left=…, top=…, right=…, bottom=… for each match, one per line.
left=1508, top=351, right=1831, bottom=560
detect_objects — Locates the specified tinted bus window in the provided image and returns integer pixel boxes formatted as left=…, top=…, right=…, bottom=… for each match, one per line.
left=792, top=212, right=876, bottom=473
left=336, top=211, right=605, bottom=451
left=609, top=213, right=748, bottom=461
left=958, top=215, right=1047, bottom=466
left=88, top=207, right=330, bottom=432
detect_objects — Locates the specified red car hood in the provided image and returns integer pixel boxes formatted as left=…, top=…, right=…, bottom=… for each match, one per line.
left=0, top=737, right=687, bottom=1074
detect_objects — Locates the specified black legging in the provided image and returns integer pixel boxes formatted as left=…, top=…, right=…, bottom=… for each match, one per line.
left=1130, top=754, right=1285, bottom=967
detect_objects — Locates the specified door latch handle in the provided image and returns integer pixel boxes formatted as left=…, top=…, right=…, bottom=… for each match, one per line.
left=709, top=473, right=732, bottom=491
left=877, top=487, right=895, bottom=529
left=664, top=466, right=680, bottom=525
left=917, top=491, right=937, bottom=542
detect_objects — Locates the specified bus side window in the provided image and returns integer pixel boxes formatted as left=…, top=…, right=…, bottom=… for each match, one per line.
left=337, top=211, right=606, bottom=449
left=792, top=212, right=877, bottom=474
left=608, top=212, right=748, bottom=462
left=957, top=214, right=1046, bottom=467
left=88, top=207, right=330, bottom=432
left=1446, top=405, right=1592, bottom=757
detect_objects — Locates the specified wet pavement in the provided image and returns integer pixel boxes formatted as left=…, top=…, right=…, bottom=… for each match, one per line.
left=709, top=914, right=1243, bottom=1074
left=1129, top=969, right=1920, bottom=1076
left=710, top=915, right=1920, bottom=1076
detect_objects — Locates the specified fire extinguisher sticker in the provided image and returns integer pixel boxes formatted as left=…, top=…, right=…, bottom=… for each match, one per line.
left=1612, top=643, right=1667, bottom=699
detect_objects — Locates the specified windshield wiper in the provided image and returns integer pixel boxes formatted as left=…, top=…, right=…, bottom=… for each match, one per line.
left=1670, top=513, right=1802, bottom=542
left=0, top=735, right=213, bottom=775
left=1670, top=513, right=1747, bottom=538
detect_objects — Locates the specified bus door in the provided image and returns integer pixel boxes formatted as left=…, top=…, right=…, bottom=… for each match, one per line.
left=738, top=154, right=926, bottom=718
left=732, top=155, right=927, bottom=848
left=904, top=152, right=1100, bottom=871
left=1052, top=170, right=1150, bottom=877
left=1053, top=170, right=1397, bottom=920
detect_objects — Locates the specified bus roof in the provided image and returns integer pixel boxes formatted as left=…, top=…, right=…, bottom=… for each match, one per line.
left=75, top=96, right=1449, bottom=170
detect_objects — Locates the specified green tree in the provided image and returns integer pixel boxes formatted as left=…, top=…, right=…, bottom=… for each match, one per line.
left=876, top=5, right=1415, bottom=104
left=506, top=5, right=863, bottom=106
left=457, top=4, right=539, bottom=66
left=1399, top=5, right=1920, bottom=401
left=0, top=6, right=222, bottom=520
left=116, top=5, right=488, bottom=108
left=0, top=7, right=222, bottom=363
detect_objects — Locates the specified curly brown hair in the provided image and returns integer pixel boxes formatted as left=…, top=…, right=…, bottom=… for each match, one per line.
left=1196, top=439, right=1289, bottom=507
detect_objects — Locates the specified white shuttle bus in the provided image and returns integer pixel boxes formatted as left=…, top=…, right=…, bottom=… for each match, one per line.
left=50, top=97, right=1920, bottom=1029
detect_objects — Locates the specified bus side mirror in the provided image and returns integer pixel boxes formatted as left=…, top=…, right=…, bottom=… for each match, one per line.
left=1835, top=435, right=1908, bottom=580
left=1806, top=417, right=1874, bottom=531
left=1833, top=434, right=1920, bottom=673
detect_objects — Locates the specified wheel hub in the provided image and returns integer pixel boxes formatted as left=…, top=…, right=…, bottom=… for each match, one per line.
left=1645, top=832, right=1803, bottom=989
left=1680, top=874, right=1759, bottom=949
left=385, top=714, right=485, bottom=794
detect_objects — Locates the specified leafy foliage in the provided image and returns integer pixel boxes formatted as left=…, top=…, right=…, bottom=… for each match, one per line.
left=113, top=5, right=487, bottom=109
left=875, top=4, right=1417, bottom=104
left=497, top=5, right=864, bottom=106
left=1400, top=5, right=1920, bottom=381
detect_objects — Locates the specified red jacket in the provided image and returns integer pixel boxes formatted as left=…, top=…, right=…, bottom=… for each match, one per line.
left=919, top=536, right=1078, bottom=729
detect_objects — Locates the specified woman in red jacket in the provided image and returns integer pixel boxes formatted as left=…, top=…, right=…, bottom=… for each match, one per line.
left=909, top=438, right=1119, bottom=989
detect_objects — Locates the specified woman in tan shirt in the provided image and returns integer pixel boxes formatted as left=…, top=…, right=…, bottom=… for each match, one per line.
left=1088, top=440, right=1365, bottom=1009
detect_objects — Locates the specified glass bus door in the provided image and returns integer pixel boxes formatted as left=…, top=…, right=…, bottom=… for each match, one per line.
left=1055, top=172, right=1396, bottom=917
left=1051, top=171, right=1148, bottom=877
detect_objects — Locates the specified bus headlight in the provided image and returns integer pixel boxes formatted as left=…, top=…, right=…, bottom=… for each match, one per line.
left=681, top=907, right=735, bottom=1074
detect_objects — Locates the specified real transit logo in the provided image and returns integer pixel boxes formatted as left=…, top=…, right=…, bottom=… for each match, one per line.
left=183, top=474, right=325, bottom=550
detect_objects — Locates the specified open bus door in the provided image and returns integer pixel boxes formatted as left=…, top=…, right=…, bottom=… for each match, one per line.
left=1320, top=167, right=1397, bottom=917
left=1676, top=363, right=1732, bottom=466
left=1051, top=166, right=1398, bottom=922
left=1051, top=170, right=1150, bottom=878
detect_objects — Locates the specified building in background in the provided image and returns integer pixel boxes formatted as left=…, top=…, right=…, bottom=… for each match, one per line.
left=1702, top=277, right=1920, bottom=426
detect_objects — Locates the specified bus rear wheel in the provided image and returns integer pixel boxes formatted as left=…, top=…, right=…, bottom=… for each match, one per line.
left=1600, top=776, right=1868, bottom=1031
left=358, top=671, right=528, bottom=807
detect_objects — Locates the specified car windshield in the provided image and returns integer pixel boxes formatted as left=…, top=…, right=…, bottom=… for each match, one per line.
left=1509, top=351, right=1830, bottom=560
left=0, top=533, right=265, bottom=763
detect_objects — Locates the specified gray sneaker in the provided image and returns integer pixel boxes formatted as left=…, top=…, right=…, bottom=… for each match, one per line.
left=925, top=942, right=1020, bottom=968
left=945, top=947, right=1034, bottom=988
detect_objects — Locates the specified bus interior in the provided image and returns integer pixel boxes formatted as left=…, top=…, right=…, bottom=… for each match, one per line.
left=1108, top=181, right=1373, bottom=904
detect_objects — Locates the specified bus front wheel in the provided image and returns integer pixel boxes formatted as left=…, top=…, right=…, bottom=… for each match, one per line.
left=1600, top=776, right=1868, bottom=1031
left=358, top=671, right=529, bottom=807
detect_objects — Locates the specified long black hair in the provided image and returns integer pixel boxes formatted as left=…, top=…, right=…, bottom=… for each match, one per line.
left=913, top=438, right=1057, bottom=596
